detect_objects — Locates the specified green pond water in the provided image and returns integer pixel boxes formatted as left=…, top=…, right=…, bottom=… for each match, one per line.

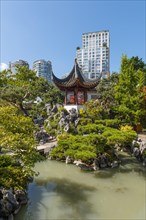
left=14, top=154, right=146, bottom=220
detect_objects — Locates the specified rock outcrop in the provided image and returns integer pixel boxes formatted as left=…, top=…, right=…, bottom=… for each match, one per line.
left=0, top=188, right=27, bottom=219
left=131, top=139, right=146, bottom=166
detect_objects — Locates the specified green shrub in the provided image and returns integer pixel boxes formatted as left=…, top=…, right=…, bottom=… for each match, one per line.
left=57, top=133, right=71, bottom=141
left=58, top=107, right=68, bottom=115
left=45, top=127, right=56, bottom=136
left=49, top=120, right=58, bottom=129
left=78, top=118, right=92, bottom=126
left=77, top=123, right=106, bottom=135
left=64, top=149, right=76, bottom=158
left=0, top=166, right=28, bottom=189
left=50, top=146, right=65, bottom=160
left=95, top=119, right=120, bottom=128
left=51, top=133, right=107, bottom=162
left=102, top=127, right=137, bottom=146
left=121, top=130, right=137, bottom=145
left=74, top=151, right=96, bottom=161
left=102, top=127, right=120, bottom=137
left=68, top=124, right=78, bottom=134
left=0, top=155, right=33, bottom=189
left=0, top=155, right=16, bottom=167
left=50, top=122, right=137, bottom=163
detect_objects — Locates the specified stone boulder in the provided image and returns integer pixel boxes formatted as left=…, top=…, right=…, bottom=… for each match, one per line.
left=0, top=189, right=28, bottom=219
left=14, top=190, right=27, bottom=205
left=0, top=189, right=19, bottom=218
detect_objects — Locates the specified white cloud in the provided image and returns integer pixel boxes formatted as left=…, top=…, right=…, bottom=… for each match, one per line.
left=0, top=63, right=8, bottom=71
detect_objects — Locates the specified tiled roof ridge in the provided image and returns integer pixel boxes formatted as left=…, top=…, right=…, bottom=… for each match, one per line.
left=52, top=59, right=102, bottom=90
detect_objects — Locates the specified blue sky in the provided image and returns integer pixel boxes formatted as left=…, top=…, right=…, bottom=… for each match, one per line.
left=0, top=0, right=145, bottom=77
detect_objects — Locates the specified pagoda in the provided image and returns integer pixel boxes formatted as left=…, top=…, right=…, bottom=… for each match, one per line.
left=52, top=59, right=102, bottom=111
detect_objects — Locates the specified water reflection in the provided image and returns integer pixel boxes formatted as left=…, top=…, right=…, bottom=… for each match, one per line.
left=94, top=166, right=146, bottom=179
left=14, top=159, right=146, bottom=220
left=37, top=178, right=97, bottom=219
left=94, top=152, right=146, bottom=179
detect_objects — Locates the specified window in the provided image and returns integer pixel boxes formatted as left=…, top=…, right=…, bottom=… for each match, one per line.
left=78, top=91, right=84, bottom=104
left=67, top=92, right=75, bottom=104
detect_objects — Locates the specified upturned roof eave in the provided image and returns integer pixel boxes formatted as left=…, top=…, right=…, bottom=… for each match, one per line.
left=53, top=79, right=100, bottom=91
left=52, top=59, right=102, bottom=89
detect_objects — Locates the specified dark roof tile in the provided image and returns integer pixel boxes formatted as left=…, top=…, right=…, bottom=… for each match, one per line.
left=52, top=59, right=101, bottom=90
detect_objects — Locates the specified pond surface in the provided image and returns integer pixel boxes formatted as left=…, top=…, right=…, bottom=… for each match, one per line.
left=15, top=153, right=146, bottom=220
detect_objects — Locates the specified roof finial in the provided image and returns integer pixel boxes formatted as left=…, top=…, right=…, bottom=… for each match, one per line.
left=74, top=58, right=77, bottom=78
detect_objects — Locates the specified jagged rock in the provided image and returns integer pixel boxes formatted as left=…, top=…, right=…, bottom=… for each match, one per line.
left=77, top=163, right=94, bottom=171
left=100, top=163, right=107, bottom=168
left=142, top=158, right=146, bottom=167
left=98, top=153, right=108, bottom=168
left=131, top=140, right=146, bottom=164
left=73, top=160, right=94, bottom=171
left=132, top=147, right=140, bottom=158
left=139, top=141, right=146, bottom=154
left=3, top=189, right=19, bottom=211
left=111, top=161, right=119, bottom=168
left=51, top=105, right=58, bottom=113
left=0, top=189, right=27, bottom=218
left=73, top=160, right=82, bottom=166
left=65, top=156, right=72, bottom=164
left=8, top=214, right=14, bottom=220
left=14, top=190, right=27, bottom=205
left=58, top=118, right=65, bottom=128
left=75, top=118, right=80, bottom=127
left=93, top=159, right=100, bottom=170
left=64, top=124, right=70, bottom=132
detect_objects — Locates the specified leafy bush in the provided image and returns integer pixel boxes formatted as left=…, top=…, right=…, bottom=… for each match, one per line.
left=0, top=155, right=16, bottom=167
left=49, top=120, right=58, bottom=129
left=77, top=124, right=98, bottom=134
left=50, top=146, right=65, bottom=160
left=51, top=123, right=137, bottom=162
left=77, top=123, right=106, bottom=135
left=78, top=118, right=92, bottom=126
left=58, top=107, right=68, bottom=115
left=68, top=124, right=78, bottom=134
left=45, top=127, right=56, bottom=137
left=79, top=103, right=107, bottom=121
left=79, top=108, right=87, bottom=118
left=57, top=133, right=71, bottom=141
left=74, top=151, right=96, bottom=161
left=120, top=125, right=133, bottom=131
left=0, top=166, right=29, bottom=189
left=50, top=133, right=106, bottom=162
left=95, top=119, right=120, bottom=128
left=121, top=130, right=137, bottom=144
left=0, top=155, right=35, bottom=189
left=64, top=149, right=76, bottom=158
left=102, top=127, right=137, bottom=147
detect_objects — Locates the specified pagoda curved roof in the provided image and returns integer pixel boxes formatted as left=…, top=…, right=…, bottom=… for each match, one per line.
left=52, top=59, right=102, bottom=90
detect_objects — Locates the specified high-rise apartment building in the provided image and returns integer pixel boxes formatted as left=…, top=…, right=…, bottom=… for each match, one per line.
left=9, top=60, right=29, bottom=74
left=76, top=30, right=110, bottom=79
left=32, top=59, right=52, bottom=82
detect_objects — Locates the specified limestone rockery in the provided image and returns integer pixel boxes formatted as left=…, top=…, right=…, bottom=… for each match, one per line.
left=0, top=188, right=27, bottom=220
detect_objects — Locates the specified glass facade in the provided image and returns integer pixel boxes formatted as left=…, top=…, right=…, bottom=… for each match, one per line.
left=32, top=59, right=52, bottom=82
left=9, top=60, right=29, bottom=74
left=76, top=30, right=110, bottom=79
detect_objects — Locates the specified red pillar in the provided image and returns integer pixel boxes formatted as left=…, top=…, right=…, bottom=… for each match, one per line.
left=74, top=88, right=78, bottom=104
left=84, top=91, right=87, bottom=103
left=65, top=90, right=67, bottom=105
